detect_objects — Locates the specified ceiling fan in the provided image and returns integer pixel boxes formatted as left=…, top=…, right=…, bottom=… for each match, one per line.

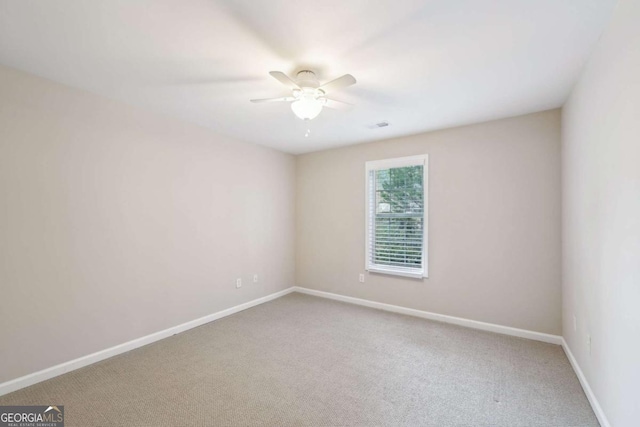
left=251, top=70, right=356, bottom=120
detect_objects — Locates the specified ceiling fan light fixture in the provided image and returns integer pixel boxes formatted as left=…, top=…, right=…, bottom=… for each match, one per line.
left=291, top=95, right=323, bottom=120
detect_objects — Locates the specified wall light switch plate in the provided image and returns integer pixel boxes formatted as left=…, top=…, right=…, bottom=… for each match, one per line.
left=236, top=278, right=242, bottom=289
left=359, top=273, right=365, bottom=283
left=253, top=274, right=258, bottom=283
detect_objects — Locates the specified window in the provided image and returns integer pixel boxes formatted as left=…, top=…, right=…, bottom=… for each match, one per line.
left=365, top=155, right=428, bottom=278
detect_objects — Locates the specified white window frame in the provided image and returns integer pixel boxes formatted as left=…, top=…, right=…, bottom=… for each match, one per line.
left=365, top=154, right=428, bottom=279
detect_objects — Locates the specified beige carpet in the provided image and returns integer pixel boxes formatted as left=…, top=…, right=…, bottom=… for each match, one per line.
left=0, top=293, right=597, bottom=426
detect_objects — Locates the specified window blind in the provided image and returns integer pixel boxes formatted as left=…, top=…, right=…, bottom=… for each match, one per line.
left=366, top=156, right=427, bottom=278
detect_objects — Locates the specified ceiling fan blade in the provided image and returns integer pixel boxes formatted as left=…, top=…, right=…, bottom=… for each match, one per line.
left=250, top=97, right=295, bottom=103
left=269, top=71, right=300, bottom=89
left=319, top=74, right=356, bottom=94
left=323, top=98, right=354, bottom=110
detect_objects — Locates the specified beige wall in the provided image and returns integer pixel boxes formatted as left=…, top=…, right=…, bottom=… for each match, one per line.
left=0, top=65, right=295, bottom=384
left=562, top=0, right=640, bottom=425
left=296, top=110, right=562, bottom=335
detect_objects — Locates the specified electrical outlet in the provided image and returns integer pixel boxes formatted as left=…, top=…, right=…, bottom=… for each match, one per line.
left=359, top=273, right=365, bottom=283
left=573, top=315, right=577, bottom=332
left=236, top=278, right=242, bottom=289
left=253, top=274, right=258, bottom=283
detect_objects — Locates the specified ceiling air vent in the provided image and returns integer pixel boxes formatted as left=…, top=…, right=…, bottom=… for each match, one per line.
left=370, top=121, right=390, bottom=129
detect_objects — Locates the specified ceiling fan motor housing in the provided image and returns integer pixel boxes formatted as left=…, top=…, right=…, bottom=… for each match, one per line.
left=296, top=70, right=319, bottom=88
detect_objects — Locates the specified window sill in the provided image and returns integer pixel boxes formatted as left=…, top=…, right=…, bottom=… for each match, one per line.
left=367, top=266, right=427, bottom=279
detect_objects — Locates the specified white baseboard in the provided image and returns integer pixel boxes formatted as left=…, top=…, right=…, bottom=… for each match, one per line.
left=295, top=288, right=612, bottom=423
left=0, top=287, right=296, bottom=397
left=561, top=339, right=610, bottom=427
left=293, top=287, right=563, bottom=345
left=5, top=285, right=605, bottom=426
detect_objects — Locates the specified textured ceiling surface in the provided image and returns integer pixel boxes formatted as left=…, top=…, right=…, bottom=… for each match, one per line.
left=0, top=0, right=617, bottom=153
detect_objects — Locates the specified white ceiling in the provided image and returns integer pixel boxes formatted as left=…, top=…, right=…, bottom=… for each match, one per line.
left=0, top=0, right=616, bottom=154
